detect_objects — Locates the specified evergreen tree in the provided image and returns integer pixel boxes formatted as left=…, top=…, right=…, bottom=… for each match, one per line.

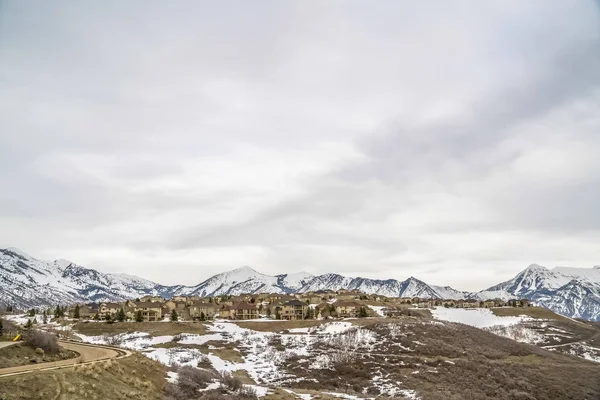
left=170, top=309, right=178, bottom=322
left=42, top=310, right=48, bottom=324
left=275, top=307, right=281, bottom=320
left=116, top=308, right=126, bottom=322
left=0, top=318, right=3, bottom=336
left=135, top=310, right=143, bottom=323
left=93, top=313, right=100, bottom=321
left=199, top=312, right=206, bottom=322
left=73, top=304, right=80, bottom=319
left=208, top=297, right=213, bottom=303
left=54, top=305, right=60, bottom=319
left=27, top=309, right=35, bottom=317
left=250, top=297, right=256, bottom=304
left=266, top=307, right=272, bottom=318
left=358, top=307, right=368, bottom=318
left=104, top=313, right=112, bottom=323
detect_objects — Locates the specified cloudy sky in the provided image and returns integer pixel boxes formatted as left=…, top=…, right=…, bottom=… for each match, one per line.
left=1, top=1, right=599, bottom=290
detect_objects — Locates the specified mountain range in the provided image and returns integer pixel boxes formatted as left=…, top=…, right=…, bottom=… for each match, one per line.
left=1, top=247, right=599, bottom=321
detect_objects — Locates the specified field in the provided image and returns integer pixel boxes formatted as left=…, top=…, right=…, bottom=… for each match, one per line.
left=73, top=321, right=207, bottom=336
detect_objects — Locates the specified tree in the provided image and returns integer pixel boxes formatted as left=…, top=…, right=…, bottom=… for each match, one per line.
left=73, top=304, right=80, bottom=319
left=208, top=297, right=213, bottom=303
left=266, top=307, right=271, bottom=318
left=24, top=319, right=33, bottom=329
left=358, top=307, right=368, bottom=318
left=170, top=309, right=178, bottom=322
left=104, top=313, right=113, bottom=323
left=116, top=308, right=126, bottom=322
left=93, top=313, right=100, bottom=321
left=27, top=309, right=36, bottom=317
left=250, top=297, right=256, bottom=304
left=135, top=310, right=143, bottom=323
left=275, top=307, right=281, bottom=320
left=0, top=318, right=3, bottom=336
left=199, top=312, right=206, bottom=322
left=42, top=310, right=48, bottom=324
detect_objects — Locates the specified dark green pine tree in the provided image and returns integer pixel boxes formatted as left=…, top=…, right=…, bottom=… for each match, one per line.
left=359, top=307, right=368, bottom=318
left=54, top=305, right=61, bottom=319
left=135, top=310, right=143, bottom=323
left=0, top=318, right=3, bottom=335
left=199, top=312, right=206, bottom=322
left=117, top=308, right=126, bottom=322
left=170, top=309, right=178, bottom=322
left=42, top=310, right=48, bottom=324
left=73, top=304, right=80, bottom=319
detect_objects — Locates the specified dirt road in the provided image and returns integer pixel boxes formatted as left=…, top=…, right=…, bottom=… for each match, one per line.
left=0, top=340, right=131, bottom=377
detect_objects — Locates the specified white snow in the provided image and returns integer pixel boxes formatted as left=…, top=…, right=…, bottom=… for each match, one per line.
left=431, top=307, right=526, bottom=328
left=367, top=305, right=386, bottom=317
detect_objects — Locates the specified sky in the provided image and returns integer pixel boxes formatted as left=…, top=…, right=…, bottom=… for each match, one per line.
left=1, top=1, right=600, bottom=291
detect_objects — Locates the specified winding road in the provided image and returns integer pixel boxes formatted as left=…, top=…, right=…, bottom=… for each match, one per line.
left=0, top=340, right=131, bottom=378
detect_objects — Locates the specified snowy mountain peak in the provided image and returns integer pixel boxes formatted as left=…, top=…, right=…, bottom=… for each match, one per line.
left=525, top=264, right=548, bottom=272
left=55, top=259, right=75, bottom=269
left=2, top=247, right=31, bottom=259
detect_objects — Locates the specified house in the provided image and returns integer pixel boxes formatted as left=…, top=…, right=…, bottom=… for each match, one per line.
left=462, top=299, right=479, bottom=308
left=99, top=302, right=121, bottom=316
left=133, top=302, right=163, bottom=321
left=280, top=300, right=308, bottom=321
left=75, top=304, right=97, bottom=319
left=189, top=302, right=218, bottom=320
left=232, top=303, right=258, bottom=320
left=482, top=300, right=496, bottom=308
left=335, top=301, right=363, bottom=318
left=302, top=294, right=325, bottom=304
left=218, top=305, right=233, bottom=319
left=139, top=295, right=164, bottom=303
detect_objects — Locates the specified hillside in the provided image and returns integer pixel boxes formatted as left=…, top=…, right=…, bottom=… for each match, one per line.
left=66, top=315, right=600, bottom=400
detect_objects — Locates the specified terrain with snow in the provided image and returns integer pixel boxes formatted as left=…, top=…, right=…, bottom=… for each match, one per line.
left=2, top=247, right=600, bottom=322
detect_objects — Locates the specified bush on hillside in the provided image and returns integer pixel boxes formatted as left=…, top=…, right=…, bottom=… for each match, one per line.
left=24, top=330, right=59, bottom=354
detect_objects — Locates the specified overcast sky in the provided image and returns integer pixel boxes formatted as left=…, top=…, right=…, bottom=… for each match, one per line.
left=1, top=1, right=600, bottom=291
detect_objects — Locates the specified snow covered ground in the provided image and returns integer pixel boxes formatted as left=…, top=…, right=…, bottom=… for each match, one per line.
left=430, top=307, right=527, bottom=328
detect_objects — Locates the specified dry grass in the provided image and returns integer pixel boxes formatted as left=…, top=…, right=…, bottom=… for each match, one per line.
left=73, top=321, right=208, bottom=336
left=233, top=320, right=332, bottom=332
left=0, top=353, right=165, bottom=400
left=490, top=306, right=572, bottom=320
left=0, top=342, right=77, bottom=368
left=282, top=321, right=600, bottom=399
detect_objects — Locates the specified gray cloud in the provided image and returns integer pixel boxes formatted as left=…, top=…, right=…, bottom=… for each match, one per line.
left=1, top=1, right=599, bottom=290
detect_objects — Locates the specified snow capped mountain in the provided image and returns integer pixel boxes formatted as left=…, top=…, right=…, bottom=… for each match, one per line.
left=477, top=264, right=600, bottom=321
left=0, top=248, right=177, bottom=308
left=181, top=266, right=313, bottom=297
left=1, top=247, right=599, bottom=321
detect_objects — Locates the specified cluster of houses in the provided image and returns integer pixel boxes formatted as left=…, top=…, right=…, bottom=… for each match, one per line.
left=66, top=289, right=531, bottom=322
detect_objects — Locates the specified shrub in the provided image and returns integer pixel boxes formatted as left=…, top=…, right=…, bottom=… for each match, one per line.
left=24, top=330, right=59, bottom=354
left=220, top=372, right=243, bottom=392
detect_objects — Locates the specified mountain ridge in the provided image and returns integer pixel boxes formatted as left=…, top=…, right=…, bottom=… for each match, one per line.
left=1, top=248, right=599, bottom=321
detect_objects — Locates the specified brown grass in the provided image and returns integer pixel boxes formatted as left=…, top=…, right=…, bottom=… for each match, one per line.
left=490, top=306, right=573, bottom=321
left=0, top=352, right=165, bottom=400
left=73, top=321, right=208, bottom=336
left=0, top=342, right=77, bottom=368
